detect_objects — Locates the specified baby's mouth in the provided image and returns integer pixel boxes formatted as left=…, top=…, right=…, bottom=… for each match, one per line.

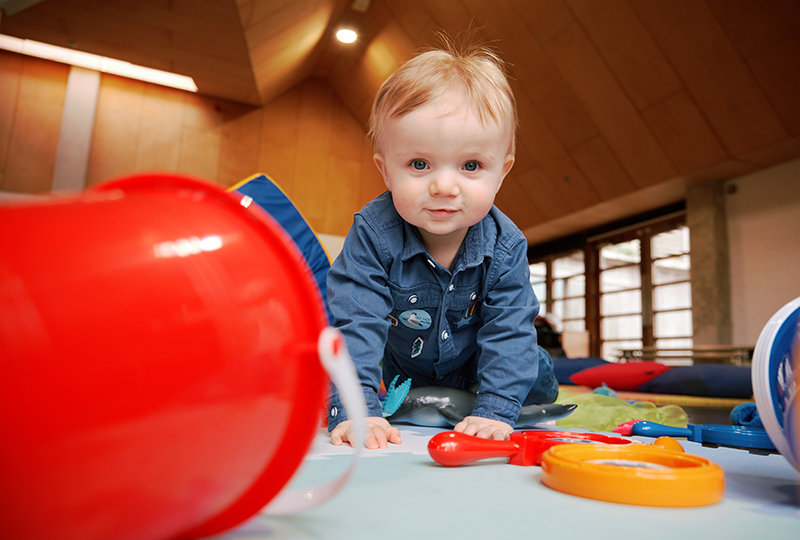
left=428, top=208, right=458, bottom=217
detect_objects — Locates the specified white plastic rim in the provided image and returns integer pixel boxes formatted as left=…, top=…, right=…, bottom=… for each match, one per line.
left=752, top=296, right=800, bottom=472
left=263, top=327, right=367, bottom=515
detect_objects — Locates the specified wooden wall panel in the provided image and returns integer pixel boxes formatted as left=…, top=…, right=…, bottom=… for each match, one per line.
left=545, top=23, right=677, bottom=189
left=135, top=85, right=185, bottom=172
left=712, top=0, right=800, bottom=135
left=178, top=93, right=229, bottom=179
left=0, top=52, right=24, bottom=190
left=747, top=37, right=800, bottom=136
left=4, top=99, right=62, bottom=193
left=566, top=0, right=682, bottom=111
left=641, top=91, right=728, bottom=174
left=2, top=56, right=69, bottom=193
left=631, top=0, right=788, bottom=156
left=569, top=136, right=637, bottom=200
left=705, top=0, right=800, bottom=59
left=422, top=0, right=476, bottom=39
left=178, top=126, right=221, bottom=182
left=515, top=167, right=570, bottom=224
left=0, top=50, right=376, bottom=237
left=466, top=0, right=597, bottom=150
left=259, top=91, right=301, bottom=198
left=363, top=19, right=416, bottom=92
left=1, top=0, right=260, bottom=105
left=494, top=173, right=543, bottom=230
left=514, top=88, right=600, bottom=212
left=509, top=0, right=574, bottom=46
left=326, top=97, right=366, bottom=233
left=218, top=108, right=261, bottom=187
left=325, top=155, right=360, bottom=233
left=294, top=80, right=334, bottom=227
left=384, top=0, right=435, bottom=44
left=357, top=137, right=385, bottom=212
left=86, top=76, right=145, bottom=187
left=326, top=50, right=374, bottom=130
left=740, top=137, right=800, bottom=169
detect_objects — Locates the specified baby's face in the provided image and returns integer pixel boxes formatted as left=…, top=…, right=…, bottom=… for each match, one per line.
left=374, top=93, right=514, bottom=248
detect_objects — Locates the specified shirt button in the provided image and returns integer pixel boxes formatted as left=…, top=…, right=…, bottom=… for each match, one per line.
left=427, top=259, right=435, bottom=267
left=448, top=284, right=454, bottom=292
left=330, top=407, right=338, bottom=417
left=408, top=295, right=418, bottom=304
left=470, top=292, right=477, bottom=301
left=441, top=330, right=449, bottom=340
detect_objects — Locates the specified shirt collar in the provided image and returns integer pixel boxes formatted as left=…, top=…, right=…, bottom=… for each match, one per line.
left=399, top=215, right=490, bottom=269
left=400, top=221, right=428, bottom=261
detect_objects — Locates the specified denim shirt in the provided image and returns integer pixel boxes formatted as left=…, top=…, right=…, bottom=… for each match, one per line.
left=326, top=191, right=541, bottom=429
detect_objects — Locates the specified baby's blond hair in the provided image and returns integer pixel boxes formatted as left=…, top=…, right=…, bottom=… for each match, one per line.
left=367, top=40, right=518, bottom=155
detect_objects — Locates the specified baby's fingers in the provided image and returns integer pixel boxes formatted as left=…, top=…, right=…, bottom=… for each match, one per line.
left=367, top=424, right=387, bottom=449
left=386, top=426, right=402, bottom=445
left=329, top=425, right=349, bottom=446
left=491, top=428, right=507, bottom=440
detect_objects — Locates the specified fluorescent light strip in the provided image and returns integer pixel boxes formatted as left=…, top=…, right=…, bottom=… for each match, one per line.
left=0, top=34, right=198, bottom=92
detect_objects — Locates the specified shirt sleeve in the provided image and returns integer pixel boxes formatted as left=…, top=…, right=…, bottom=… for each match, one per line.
left=471, top=234, right=540, bottom=426
left=325, top=215, right=394, bottom=430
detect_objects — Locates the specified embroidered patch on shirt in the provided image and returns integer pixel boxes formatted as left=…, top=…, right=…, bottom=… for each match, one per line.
left=455, top=316, right=473, bottom=329
left=399, top=309, right=432, bottom=329
left=455, top=296, right=481, bottom=328
left=387, top=314, right=398, bottom=326
left=467, top=296, right=481, bottom=317
left=411, top=336, right=423, bottom=358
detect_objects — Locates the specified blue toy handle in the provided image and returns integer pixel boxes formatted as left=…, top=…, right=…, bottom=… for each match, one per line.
left=631, top=421, right=693, bottom=439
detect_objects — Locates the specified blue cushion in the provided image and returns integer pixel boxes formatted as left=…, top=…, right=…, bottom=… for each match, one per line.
left=553, top=357, right=610, bottom=385
left=231, top=174, right=332, bottom=324
left=637, top=364, right=753, bottom=398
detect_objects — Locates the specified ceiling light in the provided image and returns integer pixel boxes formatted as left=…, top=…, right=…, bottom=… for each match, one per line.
left=336, top=28, right=358, bottom=44
left=0, top=34, right=198, bottom=92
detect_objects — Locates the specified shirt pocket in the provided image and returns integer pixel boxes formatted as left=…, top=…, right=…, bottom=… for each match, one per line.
left=386, top=283, right=441, bottom=358
left=445, top=283, right=482, bottom=333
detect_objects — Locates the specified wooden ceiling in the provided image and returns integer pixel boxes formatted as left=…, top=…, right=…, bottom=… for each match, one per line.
left=2, top=0, right=799, bottom=244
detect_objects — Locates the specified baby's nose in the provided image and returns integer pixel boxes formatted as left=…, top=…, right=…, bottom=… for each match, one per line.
left=429, top=170, right=460, bottom=196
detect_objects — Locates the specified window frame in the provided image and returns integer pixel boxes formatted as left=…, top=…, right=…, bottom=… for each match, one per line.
left=528, top=211, right=689, bottom=360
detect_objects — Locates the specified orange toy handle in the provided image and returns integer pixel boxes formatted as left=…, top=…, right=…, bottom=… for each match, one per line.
left=428, top=431, right=519, bottom=466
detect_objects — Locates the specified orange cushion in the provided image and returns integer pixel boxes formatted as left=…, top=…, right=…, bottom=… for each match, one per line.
left=570, top=362, right=672, bottom=391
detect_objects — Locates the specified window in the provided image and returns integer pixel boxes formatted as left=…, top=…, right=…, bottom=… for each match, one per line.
left=599, top=239, right=643, bottom=361
left=552, top=252, right=585, bottom=332
left=651, top=226, right=692, bottom=351
left=529, top=262, right=547, bottom=316
left=529, top=212, right=690, bottom=361
left=529, top=251, right=586, bottom=332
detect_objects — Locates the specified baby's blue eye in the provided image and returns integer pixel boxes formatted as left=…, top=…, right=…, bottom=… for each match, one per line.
left=463, top=161, right=480, bottom=172
left=411, top=160, right=428, bottom=170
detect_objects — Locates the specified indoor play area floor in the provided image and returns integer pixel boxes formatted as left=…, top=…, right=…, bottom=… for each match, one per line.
left=218, top=424, right=800, bottom=540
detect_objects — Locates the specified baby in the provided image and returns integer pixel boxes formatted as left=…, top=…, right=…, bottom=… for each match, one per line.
left=326, top=41, right=557, bottom=449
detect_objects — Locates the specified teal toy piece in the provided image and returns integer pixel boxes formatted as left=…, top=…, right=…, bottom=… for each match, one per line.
left=385, top=386, right=577, bottom=428
left=382, top=376, right=412, bottom=417
left=593, top=382, right=618, bottom=398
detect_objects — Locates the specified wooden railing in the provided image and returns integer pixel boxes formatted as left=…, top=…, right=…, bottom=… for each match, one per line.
left=616, top=345, right=754, bottom=366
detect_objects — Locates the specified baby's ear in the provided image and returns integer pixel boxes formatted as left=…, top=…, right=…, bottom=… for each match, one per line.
left=373, top=153, right=391, bottom=189
left=502, top=154, right=515, bottom=177
left=495, top=154, right=515, bottom=193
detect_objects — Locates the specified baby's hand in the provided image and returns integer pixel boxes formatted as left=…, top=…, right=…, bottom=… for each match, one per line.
left=453, top=416, right=512, bottom=440
left=330, top=417, right=402, bottom=449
